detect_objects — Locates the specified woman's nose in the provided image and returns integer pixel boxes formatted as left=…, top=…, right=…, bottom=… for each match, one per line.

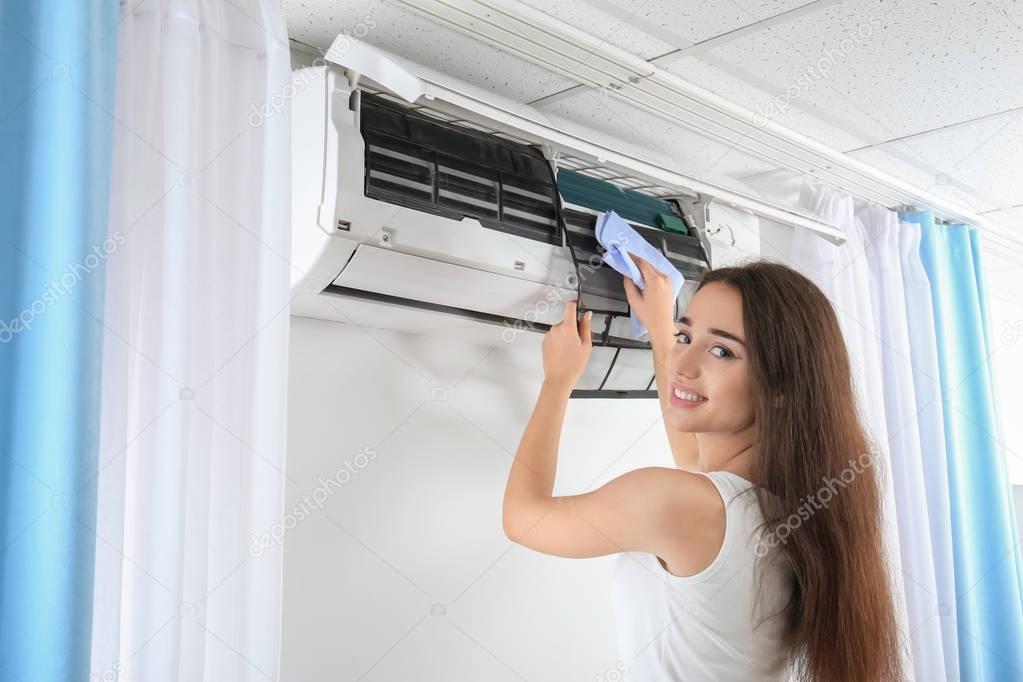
left=669, top=344, right=700, bottom=380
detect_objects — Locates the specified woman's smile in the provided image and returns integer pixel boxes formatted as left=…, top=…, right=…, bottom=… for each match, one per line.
left=670, top=382, right=708, bottom=408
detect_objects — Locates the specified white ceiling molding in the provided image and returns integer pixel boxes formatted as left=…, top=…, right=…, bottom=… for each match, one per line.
left=579, top=0, right=843, bottom=60
left=396, top=0, right=1022, bottom=251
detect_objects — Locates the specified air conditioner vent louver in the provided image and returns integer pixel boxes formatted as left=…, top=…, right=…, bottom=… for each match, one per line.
left=360, top=93, right=561, bottom=245
left=437, top=156, right=499, bottom=218
left=365, top=136, right=434, bottom=203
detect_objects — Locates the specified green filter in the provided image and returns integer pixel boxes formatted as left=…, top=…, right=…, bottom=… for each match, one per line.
left=558, top=167, right=680, bottom=229
left=656, top=212, right=689, bottom=235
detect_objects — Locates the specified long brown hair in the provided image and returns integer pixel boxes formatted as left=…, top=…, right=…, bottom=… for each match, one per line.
left=698, top=260, right=905, bottom=682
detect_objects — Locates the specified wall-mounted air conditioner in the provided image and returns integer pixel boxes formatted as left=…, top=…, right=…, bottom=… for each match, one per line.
left=290, top=40, right=759, bottom=398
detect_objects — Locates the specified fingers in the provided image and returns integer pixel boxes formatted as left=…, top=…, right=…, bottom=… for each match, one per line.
left=623, top=276, right=641, bottom=309
left=558, top=300, right=592, bottom=343
left=563, top=299, right=577, bottom=323
left=631, top=253, right=656, bottom=278
left=578, top=307, right=592, bottom=345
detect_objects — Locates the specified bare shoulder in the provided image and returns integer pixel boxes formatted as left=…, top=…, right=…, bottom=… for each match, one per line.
left=630, top=467, right=725, bottom=530
left=665, top=467, right=723, bottom=516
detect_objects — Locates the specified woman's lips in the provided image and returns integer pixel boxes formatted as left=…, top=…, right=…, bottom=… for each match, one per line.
left=670, top=383, right=708, bottom=409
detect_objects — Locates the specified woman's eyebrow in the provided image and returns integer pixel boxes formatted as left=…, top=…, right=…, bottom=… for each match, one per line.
left=678, top=316, right=747, bottom=347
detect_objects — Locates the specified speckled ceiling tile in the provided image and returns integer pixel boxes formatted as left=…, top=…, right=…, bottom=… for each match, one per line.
left=849, top=109, right=1023, bottom=213
left=592, top=0, right=815, bottom=44
left=685, top=0, right=1023, bottom=143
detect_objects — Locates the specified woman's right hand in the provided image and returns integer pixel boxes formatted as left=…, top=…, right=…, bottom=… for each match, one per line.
left=622, top=254, right=677, bottom=336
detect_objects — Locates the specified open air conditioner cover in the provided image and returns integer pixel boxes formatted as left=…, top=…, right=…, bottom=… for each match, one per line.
left=290, top=62, right=725, bottom=397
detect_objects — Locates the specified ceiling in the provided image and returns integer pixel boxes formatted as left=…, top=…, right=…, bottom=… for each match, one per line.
left=283, top=0, right=1023, bottom=265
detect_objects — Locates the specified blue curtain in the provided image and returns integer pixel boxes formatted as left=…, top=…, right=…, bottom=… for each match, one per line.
left=0, top=2, right=119, bottom=680
left=906, top=210, right=1023, bottom=680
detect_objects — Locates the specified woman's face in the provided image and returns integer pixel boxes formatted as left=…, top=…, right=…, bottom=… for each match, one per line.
left=663, top=281, right=756, bottom=434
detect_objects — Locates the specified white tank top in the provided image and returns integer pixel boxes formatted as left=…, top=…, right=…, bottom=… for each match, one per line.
left=611, top=470, right=795, bottom=681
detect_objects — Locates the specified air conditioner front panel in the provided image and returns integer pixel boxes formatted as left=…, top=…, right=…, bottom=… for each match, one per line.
left=333, top=244, right=576, bottom=326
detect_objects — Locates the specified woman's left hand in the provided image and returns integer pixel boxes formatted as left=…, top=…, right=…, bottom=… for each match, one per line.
left=542, top=300, right=593, bottom=389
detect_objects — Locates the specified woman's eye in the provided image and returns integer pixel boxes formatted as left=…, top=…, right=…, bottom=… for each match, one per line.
left=710, top=345, right=734, bottom=359
left=675, top=332, right=736, bottom=359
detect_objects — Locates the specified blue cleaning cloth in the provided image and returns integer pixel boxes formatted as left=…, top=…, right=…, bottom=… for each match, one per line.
left=594, top=210, right=686, bottom=339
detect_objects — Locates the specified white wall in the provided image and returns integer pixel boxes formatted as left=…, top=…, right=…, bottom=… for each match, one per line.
left=281, top=314, right=674, bottom=681
left=983, top=255, right=1023, bottom=485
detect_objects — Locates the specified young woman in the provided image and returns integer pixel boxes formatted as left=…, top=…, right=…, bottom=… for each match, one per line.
left=502, top=256, right=904, bottom=681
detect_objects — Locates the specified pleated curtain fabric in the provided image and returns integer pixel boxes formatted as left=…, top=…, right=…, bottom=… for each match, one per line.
left=0, top=2, right=120, bottom=680
left=896, top=217, right=961, bottom=681
left=858, top=204, right=950, bottom=680
left=908, top=210, right=1023, bottom=680
left=88, top=2, right=292, bottom=681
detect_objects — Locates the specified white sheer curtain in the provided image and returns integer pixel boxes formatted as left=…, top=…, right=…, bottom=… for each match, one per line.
left=90, top=2, right=291, bottom=681
left=895, top=217, right=959, bottom=681
left=858, top=204, right=950, bottom=680
left=742, top=170, right=957, bottom=681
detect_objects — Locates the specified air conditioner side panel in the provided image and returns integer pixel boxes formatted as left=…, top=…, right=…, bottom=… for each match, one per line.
left=291, top=65, right=344, bottom=293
